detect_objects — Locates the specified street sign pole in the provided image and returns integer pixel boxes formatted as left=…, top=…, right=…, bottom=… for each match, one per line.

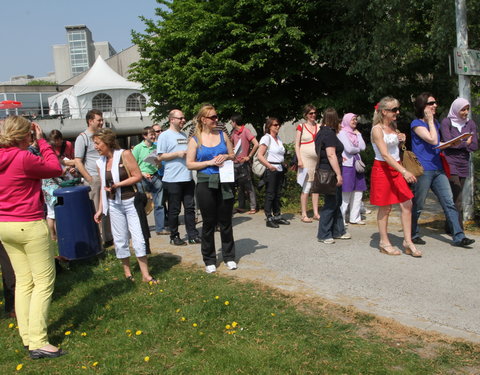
left=455, top=0, right=474, bottom=221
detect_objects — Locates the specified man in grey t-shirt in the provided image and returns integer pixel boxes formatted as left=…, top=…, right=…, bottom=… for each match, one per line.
left=74, top=109, right=112, bottom=244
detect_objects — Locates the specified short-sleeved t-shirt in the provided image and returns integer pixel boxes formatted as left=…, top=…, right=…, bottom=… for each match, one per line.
left=54, top=140, right=74, bottom=160
left=74, top=130, right=100, bottom=176
left=156, top=129, right=192, bottom=183
left=132, top=141, right=158, bottom=175
left=259, top=134, right=285, bottom=172
left=231, top=126, right=255, bottom=163
left=314, top=126, right=344, bottom=171
left=410, top=118, right=442, bottom=171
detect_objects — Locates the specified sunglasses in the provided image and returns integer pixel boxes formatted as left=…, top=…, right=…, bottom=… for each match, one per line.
left=271, top=123, right=281, bottom=127
left=308, top=111, right=316, bottom=115
left=154, top=130, right=161, bottom=133
left=171, top=116, right=186, bottom=120
left=204, top=115, right=218, bottom=121
left=385, top=107, right=400, bottom=113
left=426, top=101, right=437, bottom=106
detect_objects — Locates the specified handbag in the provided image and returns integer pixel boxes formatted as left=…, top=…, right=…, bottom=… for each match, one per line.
left=311, top=168, right=337, bottom=195
left=400, top=144, right=424, bottom=177
left=252, top=151, right=267, bottom=177
left=121, top=153, right=154, bottom=215
left=353, top=155, right=365, bottom=174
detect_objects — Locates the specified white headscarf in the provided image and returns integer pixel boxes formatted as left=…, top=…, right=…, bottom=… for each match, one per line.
left=447, top=98, right=470, bottom=131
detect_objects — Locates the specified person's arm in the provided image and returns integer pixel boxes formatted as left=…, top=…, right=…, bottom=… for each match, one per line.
left=186, top=138, right=217, bottom=170
left=337, top=131, right=361, bottom=154
left=247, top=137, right=259, bottom=160
left=467, top=120, right=479, bottom=152
left=372, top=126, right=416, bottom=183
left=357, top=132, right=366, bottom=151
left=413, top=109, right=438, bottom=145
left=294, top=127, right=304, bottom=168
left=257, top=143, right=276, bottom=172
left=24, top=138, right=63, bottom=178
left=325, top=147, right=343, bottom=186
left=94, top=166, right=104, bottom=223
left=74, top=134, right=93, bottom=182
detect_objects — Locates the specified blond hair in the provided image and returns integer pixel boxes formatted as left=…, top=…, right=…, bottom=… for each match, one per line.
left=192, top=104, right=216, bottom=147
left=0, top=116, right=31, bottom=148
left=93, top=128, right=120, bottom=150
left=372, top=96, right=399, bottom=127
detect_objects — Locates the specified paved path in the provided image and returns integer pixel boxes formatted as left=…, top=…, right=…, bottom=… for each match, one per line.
left=149, top=200, right=480, bottom=343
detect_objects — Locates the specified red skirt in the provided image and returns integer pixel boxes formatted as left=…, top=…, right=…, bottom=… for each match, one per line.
left=370, top=160, right=413, bottom=206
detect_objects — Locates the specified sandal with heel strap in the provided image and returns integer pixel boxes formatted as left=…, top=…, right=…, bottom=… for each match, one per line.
left=301, top=216, right=313, bottom=223
left=379, top=242, right=401, bottom=256
left=403, top=241, right=422, bottom=258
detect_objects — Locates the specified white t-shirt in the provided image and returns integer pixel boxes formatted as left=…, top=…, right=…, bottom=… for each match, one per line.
left=259, top=134, right=285, bottom=172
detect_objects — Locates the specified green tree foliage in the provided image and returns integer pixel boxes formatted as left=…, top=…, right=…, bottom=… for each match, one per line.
left=131, top=0, right=480, bottom=127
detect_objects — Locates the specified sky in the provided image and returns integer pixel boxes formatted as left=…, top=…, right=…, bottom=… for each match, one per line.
left=0, top=0, right=160, bottom=82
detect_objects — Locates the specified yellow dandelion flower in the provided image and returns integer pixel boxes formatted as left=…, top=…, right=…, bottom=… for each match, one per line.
left=181, top=317, right=186, bottom=322
left=0, top=301, right=3, bottom=305
left=125, top=329, right=132, bottom=334
left=16, top=363, right=23, bottom=371
left=203, top=299, right=207, bottom=303
left=160, top=289, right=164, bottom=293
left=215, top=296, right=219, bottom=299
left=148, top=281, right=154, bottom=286
left=135, top=330, right=143, bottom=336
left=81, top=332, right=87, bottom=337
left=15, top=350, right=19, bottom=353
left=149, top=292, right=154, bottom=295
left=144, top=356, right=150, bottom=362
left=224, top=301, right=230, bottom=306
left=104, top=268, right=109, bottom=271
left=64, top=331, right=72, bottom=336
left=231, top=330, right=236, bottom=334
left=271, top=313, right=276, bottom=317
left=232, top=322, right=238, bottom=328
left=92, top=361, right=99, bottom=367
left=225, top=324, right=231, bottom=330
left=192, top=323, right=198, bottom=327
left=175, top=308, right=181, bottom=313
left=81, top=365, right=87, bottom=369
left=8, top=323, right=14, bottom=328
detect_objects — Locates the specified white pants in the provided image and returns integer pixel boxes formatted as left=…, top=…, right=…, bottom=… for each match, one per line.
left=341, top=191, right=363, bottom=224
left=108, top=197, right=146, bottom=259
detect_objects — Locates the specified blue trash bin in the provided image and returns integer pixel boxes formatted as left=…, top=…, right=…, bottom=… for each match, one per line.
left=53, top=185, right=102, bottom=260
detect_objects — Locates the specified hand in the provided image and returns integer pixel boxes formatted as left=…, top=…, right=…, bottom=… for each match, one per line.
left=240, top=156, right=250, bottom=163
left=424, top=108, right=434, bottom=123
left=68, top=167, right=77, bottom=175
left=336, top=174, right=343, bottom=186
left=297, top=161, right=304, bottom=169
left=31, top=122, right=43, bottom=139
left=403, top=170, right=417, bottom=184
left=94, top=211, right=103, bottom=224
left=268, top=165, right=277, bottom=172
left=397, top=132, right=406, bottom=143
left=466, top=135, right=473, bottom=146
left=214, top=154, right=226, bottom=165
left=177, top=150, right=187, bottom=159
left=142, top=173, right=152, bottom=180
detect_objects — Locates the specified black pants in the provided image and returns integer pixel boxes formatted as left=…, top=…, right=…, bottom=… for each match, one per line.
left=0, top=241, right=15, bottom=314
left=264, top=169, right=284, bottom=217
left=448, top=175, right=466, bottom=231
left=164, top=180, right=198, bottom=240
left=197, top=182, right=235, bottom=266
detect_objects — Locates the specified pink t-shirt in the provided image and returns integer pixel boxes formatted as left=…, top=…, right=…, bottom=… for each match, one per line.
left=0, top=139, right=62, bottom=222
left=231, top=126, right=255, bottom=163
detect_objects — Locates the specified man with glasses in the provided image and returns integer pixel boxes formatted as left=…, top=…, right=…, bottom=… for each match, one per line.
left=133, top=126, right=169, bottom=236
left=157, top=110, right=200, bottom=246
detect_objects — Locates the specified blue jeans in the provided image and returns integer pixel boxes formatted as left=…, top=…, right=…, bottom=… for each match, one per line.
left=317, top=187, right=346, bottom=240
left=411, top=170, right=465, bottom=243
left=137, top=174, right=165, bottom=232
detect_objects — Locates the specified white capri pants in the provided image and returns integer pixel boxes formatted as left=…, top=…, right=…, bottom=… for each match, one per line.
left=108, top=197, right=146, bottom=259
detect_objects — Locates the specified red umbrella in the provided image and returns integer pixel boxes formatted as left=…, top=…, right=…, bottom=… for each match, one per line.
left=0, top=100, right=23, bottom=110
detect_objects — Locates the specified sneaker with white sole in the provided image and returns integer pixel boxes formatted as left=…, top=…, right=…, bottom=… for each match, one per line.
left=334, top=232, right=352, bottom=239
left=205, top=265, right=217, bottom=273
left=318, top=238, right=335, bottom=244
left=225, top=261, right=238, bottom=270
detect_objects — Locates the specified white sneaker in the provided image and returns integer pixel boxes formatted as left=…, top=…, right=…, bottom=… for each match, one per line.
left=205, top=265, right=217, bottom=273
left=334, top=232, right=352, bottom=240
left=349, top=220, right=366, bottom=225
left=225, top=261, right=238, bottom=270
left=318, top=238, right=335, bottom=244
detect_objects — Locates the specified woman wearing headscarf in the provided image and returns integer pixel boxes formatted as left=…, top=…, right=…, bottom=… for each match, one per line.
left=337, top=113, right=367, bottom=225
left=294, top=104, right=320, bottom=222
left=440, top=98, right=478, bottom=230
left=0, top=116, right=65, bottom=359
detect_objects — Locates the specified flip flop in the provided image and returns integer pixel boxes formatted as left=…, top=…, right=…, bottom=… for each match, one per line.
left=247, top=209, right=256, bottom=214
left=301, top=216, right=313, bottom=223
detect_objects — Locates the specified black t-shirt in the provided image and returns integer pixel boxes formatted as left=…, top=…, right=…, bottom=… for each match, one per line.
left=314, top=126, right=344, bottom=171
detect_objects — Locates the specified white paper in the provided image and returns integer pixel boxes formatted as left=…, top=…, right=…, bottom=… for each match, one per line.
left=234, top=139, right=242, bottom=156
left=434, top=132, right=472, bottom=149
left=297, top=167, right=308, bottom=187
left=143, top=150, right=159, bottom=165
left=219, top=160, right=235, bottom=183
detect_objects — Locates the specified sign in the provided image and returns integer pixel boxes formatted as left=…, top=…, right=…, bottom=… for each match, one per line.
left=453, top=48, right=480, bottom=76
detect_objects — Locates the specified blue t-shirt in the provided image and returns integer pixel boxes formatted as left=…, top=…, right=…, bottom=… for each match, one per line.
left=156, top=129, right=192, bottom=182
left=196, top=132, right=227, bottom=175
left=410, top=118, right=442, bottom=171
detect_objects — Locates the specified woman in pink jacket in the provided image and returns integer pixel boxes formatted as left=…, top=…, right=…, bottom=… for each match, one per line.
left=0, top=116, right=65, bottom=359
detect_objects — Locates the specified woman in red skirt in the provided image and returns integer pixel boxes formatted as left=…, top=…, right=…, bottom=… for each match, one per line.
left=370, top=97, right=421, bottom=257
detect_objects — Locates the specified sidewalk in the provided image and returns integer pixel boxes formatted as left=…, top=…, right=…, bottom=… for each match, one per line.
left=148, top=198, right=480, bottom=343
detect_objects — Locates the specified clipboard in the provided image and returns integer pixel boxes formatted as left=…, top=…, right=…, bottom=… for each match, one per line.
left=434, top=132, right=472, bottom=149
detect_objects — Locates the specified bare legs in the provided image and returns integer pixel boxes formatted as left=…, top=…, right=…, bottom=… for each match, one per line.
left=300, top=193, right=320, bottom=219
left=121, top=256, right=155, bottom=282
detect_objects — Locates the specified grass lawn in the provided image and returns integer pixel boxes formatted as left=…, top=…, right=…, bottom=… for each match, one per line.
left=1, top=252, right=480, bottom=374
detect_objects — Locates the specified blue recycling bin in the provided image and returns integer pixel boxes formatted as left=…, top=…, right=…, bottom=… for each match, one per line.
left=53, top=185, right=102, bottom=260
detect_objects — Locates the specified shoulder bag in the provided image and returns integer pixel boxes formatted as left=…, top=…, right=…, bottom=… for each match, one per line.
left=400, top=144, right=424, bottom=177
left=310, top=128, right=337, bottom=195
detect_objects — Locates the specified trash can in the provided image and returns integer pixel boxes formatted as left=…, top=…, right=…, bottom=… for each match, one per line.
left=53, top=185, right=102, bottom=260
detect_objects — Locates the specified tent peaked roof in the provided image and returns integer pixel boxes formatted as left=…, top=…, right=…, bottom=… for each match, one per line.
left=71, top=55, right=141, bottom=96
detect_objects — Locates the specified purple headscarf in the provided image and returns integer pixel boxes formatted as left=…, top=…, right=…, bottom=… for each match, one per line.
left=340, top=113, right=358, bottom=146
left=447, top=98, right=470, bottom=127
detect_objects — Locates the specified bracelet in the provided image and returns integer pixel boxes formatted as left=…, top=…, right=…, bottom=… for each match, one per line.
left=401, top=169, right=407, bottom=175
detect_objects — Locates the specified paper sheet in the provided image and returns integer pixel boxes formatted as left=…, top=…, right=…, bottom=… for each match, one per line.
left=234, top=139, right=242, bottom=156
left=434, top=132, right=472, bottom=149
left=219, top=160, right=235, bottom=183
left=143, top=150, right=159, bottom=165
left=297, top=167, right=308, bottom=186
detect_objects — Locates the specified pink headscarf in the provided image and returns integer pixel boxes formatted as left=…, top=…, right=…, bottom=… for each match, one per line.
left=340, top=113, right=358, bottom=146
left=447, top=98, right=470, bottom=127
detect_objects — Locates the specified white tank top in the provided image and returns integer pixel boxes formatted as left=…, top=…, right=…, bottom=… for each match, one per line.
left=371, top=125, right=400, bottom=161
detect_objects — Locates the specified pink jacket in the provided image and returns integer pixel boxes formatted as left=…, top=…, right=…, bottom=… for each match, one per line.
left=0, top=138, right=62, bottom=222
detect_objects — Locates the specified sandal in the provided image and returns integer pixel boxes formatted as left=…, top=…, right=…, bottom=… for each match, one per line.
left=145, top=277, right=159, bottom=285
left=379, top=242, right=401, bottom=256
left=403, top=241, right=422, bottom=258
left=126, top=275, right=135, bottom=282
left=247, top=209, right=257, bottom=214
left=301, top=216, right=313, bottom=223
left=313, top=215, right=320, bottom=221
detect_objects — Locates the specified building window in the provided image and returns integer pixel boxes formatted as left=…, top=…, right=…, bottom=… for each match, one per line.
left=53, top=103, right=58, bottom=114
left=92, top=93, right=112, bottom=112
left=62, top=99, right=70, bottom=117
left=126, top=93, right=146, bottom=112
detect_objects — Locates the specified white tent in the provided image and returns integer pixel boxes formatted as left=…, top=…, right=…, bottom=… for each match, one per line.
left=48, top=56, right=150, bottom=119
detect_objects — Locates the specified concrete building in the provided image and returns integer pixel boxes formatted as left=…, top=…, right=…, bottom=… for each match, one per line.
left=53, top=25, right=117, bottom=83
